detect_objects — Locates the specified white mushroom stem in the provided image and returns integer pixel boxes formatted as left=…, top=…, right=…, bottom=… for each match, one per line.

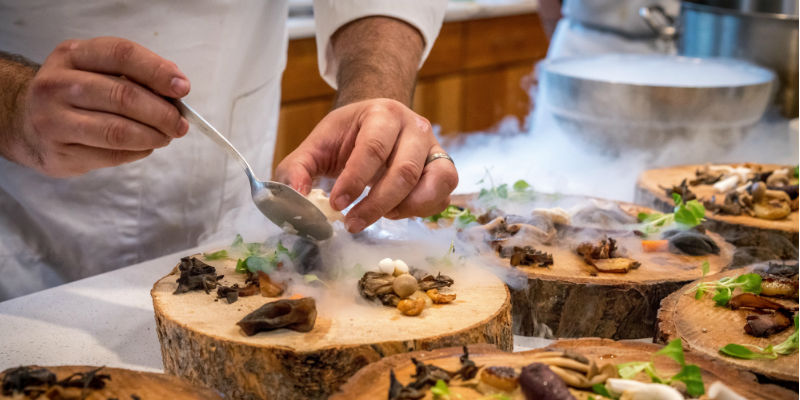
left=708, top=381, right=748, bottom=400
left=607, top=379, right=683, bottom=400
left=714, top=175, right=741, bottom=193
left=533, top=357, right=590, bottom=373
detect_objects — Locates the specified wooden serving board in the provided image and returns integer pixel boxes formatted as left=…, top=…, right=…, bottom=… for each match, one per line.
left=0, top=365, right=222, bottom=399
left=635, top=164, right=799, bottom=265
left=331, top=338, right=795, bottom=400
left=151, top=255, right=512, bottom=400
left=657, top=263, right=799, bottom=383
left=452, top=194, right=734, bottom=339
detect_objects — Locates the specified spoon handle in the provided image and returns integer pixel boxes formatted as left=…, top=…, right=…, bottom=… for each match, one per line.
left=173, top=99, right=260, bottom=183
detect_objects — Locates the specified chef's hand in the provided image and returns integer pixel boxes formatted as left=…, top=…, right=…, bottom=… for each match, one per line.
left=0, top=37, right=190, bottom=177
left=275, top=98, right=458, bottom=233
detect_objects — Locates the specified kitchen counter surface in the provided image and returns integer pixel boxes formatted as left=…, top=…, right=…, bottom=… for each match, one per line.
left=0, top=241, right=552, bottom=372
left=288, top=0, right=538, bottom=39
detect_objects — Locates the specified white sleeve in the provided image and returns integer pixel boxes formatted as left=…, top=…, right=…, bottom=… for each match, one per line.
left=312, top=0, right=448, bottom=89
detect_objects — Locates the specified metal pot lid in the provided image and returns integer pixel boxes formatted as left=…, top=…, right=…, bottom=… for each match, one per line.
left=682, top=0, right=798, bottom=20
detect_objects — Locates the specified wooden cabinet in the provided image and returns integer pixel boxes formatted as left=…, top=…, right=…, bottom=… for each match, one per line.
left=274, top=12, right=549, bottom=169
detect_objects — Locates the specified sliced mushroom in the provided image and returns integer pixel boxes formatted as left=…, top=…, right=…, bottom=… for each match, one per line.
left=258, top=271, right=284, bottom=297
left=480, top=366, right=519, bottom=391
left=753, top=198, right=791, bottom=220
left=426, top=289, right=456, bottom=304
left=237, top=297, right=317, bottom=335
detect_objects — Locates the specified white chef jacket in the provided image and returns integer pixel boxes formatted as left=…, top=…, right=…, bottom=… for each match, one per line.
left=0, top=0, right=446, bottom=301
left=547, top=0, right=679, bottom=58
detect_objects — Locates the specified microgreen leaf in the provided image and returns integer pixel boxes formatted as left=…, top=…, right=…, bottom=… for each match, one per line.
left=734, top=273, right=762, bottom=294
left=231, top=234, right=244, bottom=248
left=712, top=287, right=733, bottom=306
left=202, top=249, right=228, bottom=260
left=431, top=379, right=451, bottom=398
left=655, top=339, right=686, bottom=366
left=496, top=184, right=508, bottom=199
left=617, top=361, right=652, bottom=380
left=772, top=315, right=799, bottom=355
left=672, top=364, right=705, bottom=397
left=592, top=383, right=613, bottom=398
left=512, top=179, right=531, bottom=192
left=719, top=344, right=777, bottom=360
left=701, top=261, right=710, bottom=277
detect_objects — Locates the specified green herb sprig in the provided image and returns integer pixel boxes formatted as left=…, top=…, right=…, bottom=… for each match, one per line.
left=693, top=273, right=762, bottom=306
left=230, top=234, right=294, bottom=274
left=609, top=339, right=705, bottom=397
left=719, top=315, right=799, bottom=360
left=638, top=193, right=705, bottom=235
left=426, top=205, right=478, bottom=227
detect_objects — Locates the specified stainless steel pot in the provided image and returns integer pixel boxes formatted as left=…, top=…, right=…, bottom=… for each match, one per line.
left=538, top=54, right=775, bottom=151
left=642, top=0, right=799, bottom=117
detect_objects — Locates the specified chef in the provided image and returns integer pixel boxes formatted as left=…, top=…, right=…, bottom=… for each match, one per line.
left=0, top=1, right=457, bottom=300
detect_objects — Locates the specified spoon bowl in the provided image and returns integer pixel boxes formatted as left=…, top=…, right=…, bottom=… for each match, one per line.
left=174, top=100, right=333, bottom=241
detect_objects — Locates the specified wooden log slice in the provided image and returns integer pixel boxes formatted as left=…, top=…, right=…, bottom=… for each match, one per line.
left=657, top=262, right=799, bottom=383
left=332, top=338, right=795, bottom=400
left=635, top=164, right=799, bottom=266
left=151, top=255, right=512, bottom=400
left=0, top=365, right=222, bottom=399
left=452, top=194, right=734, bottom=339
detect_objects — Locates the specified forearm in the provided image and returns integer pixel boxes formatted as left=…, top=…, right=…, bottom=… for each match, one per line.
left=0, top=51, right=38, bottom=162
left=330, top=16, right=424, bottom=108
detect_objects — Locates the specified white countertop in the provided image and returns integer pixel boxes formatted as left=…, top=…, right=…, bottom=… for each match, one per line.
left=0, top=241, right=552, bottom=373
left=288, top=0, right=538, bottom=39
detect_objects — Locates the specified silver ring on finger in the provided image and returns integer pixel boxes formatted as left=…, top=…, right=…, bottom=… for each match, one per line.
left=425, top=152, right=454, bottom=166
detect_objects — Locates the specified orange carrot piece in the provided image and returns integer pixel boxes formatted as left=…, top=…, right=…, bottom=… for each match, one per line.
left=641, top=239, right=669, bottom=252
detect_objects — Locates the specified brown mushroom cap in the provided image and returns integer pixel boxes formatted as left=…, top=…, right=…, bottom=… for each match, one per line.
left=392, top=274, right=419, bottom=299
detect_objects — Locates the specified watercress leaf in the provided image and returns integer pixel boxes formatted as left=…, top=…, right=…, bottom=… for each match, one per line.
left=496, top=184, right=508, bottom=199
left=673, top=207, right=698, bottom=226
left=617, top=361, right=652, bottom=380
left=203, top=249, right=228, bottom=260
left=701, top=261, right=710, bottom=277
left=712, top=287, right=732, bottom=306
left=512, top=179, right=531, bottom=192
left=655, top=338, right=686, bottom=366
left=773, top=315, right=799, bottom=355
left=718, top=344, right=776, bottom=360
left=695, top=285, right=706, bottom=299
left=245, top=242, right=263, bottom=257
left=231, top=234, right=244, bottom=248
left=734, top=273, right=762, bottom=294
left=245, top=255, right=273, bottom=274
left=672, top=193, right=683, bottom=207
left=592, top=383, right=613, bottom=398
left=431, top=379, right=450, bottom=397
left=235, top=258, right=247, bottom=273
left=479, top=188, right=489, bottom=199
left=671, top=364, right=705, bottom=397
left=686, top=200, right=706, bottom=220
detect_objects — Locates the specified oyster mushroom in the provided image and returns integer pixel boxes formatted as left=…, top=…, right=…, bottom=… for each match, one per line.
left=358, top=271, right=399, bottom=306
left=237, top=297, right=317, bottom=335
left=753, top=198, right=791, bottom=220
left=766, top=168, right=790, bottom=187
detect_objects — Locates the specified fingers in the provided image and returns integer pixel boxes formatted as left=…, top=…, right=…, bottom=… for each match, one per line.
left=41, top=144, right=153, bottom=178
left=343, top=122, right=431, bottom=232
left=61, top=109, right=172, bottom=151
left=329, top=108, right=402, bottom=212
left=62, top=70, right=187, bottom=138
left=63, top=37, right=190, bottom=98
left=274, top=152, right=319, bottom=195
left=385, top=150, right=459, bottom=219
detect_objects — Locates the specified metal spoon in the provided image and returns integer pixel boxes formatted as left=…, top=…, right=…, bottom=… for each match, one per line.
left=174, top=99, right=333, bottom=240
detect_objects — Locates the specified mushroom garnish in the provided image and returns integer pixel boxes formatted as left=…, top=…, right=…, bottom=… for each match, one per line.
left=236, top=297, right=317, bottom=335
left=392, top=274, right=419, bottom=299
left=397, top=297, right=426, bottom=316
left=426, top=289, right=456, bottom=304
